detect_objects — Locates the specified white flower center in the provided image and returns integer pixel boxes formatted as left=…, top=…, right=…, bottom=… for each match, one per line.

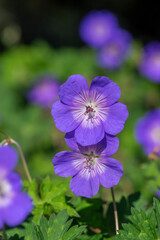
left=0, top=179, right=13, bottom=207
left=106, top=43, right=119, bottom=55
left=151, top=126, right=160, bottom=144
left=152, top=54, right=160, bottom=67
left=72, top=90, right=107, bottom=127
left=95, top=23, right=106, bottom=36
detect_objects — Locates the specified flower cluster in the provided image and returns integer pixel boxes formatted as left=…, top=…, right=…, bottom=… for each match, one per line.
left=27, top=75, right=60, bottom=109
left=0, top=145, right=33, bottom=229
left=79, top=10, right=132, bottom=70
left=52, top=75, right=128, bottom=197
left=139, top=42, right=160, bottom=83
left=135, top=109, right=160, bottom=156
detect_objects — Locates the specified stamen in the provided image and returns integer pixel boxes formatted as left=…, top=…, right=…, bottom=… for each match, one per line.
left=84, top=105, right=97, bottom=123
left=84, top=154, right=95, bottom=172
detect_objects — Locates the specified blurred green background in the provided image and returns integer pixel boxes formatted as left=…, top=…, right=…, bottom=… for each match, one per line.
left=0, top=40, right=160, bottom=198
left=0, top=0, right=160, bottom=230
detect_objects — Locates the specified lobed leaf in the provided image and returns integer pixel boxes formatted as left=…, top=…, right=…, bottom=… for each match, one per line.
left=114, top=198, right=160, bottom=240
left=24, top=210, right=85, bottom=240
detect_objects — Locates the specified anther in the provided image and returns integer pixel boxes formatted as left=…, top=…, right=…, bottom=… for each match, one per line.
left=85, top=105, right=96, bottom=122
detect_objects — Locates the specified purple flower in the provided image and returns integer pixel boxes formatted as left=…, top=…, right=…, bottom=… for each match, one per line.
left=135, top=109, right=160, bottom=155
left=0, top=145, right=33, bottom=229
left=97, top=29, right=132, bottom=70
left=156, top=190, right=160, bottom=199
left=53, top=133, right=123, bottom=198
left=139, top=42, right=160, bottom=83
left=51, top=75, right=128, bottom=146
left=79, top=10, right=119, bottom=48
left=27, top=76, right=60, bottom=108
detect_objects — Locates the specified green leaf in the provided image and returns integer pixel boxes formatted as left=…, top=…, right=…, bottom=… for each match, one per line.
left=40, top=178, right=70, bottom=202
left=47, top=210, right=69, bottom=240
left=25, top=179, right=39, bottom=203
left=114, top=198, right=159, bottom=240
left=153, top=198, right=160, bottom=238
left=6, top=227, right=25, bottom=239
left=24, top=210, right=86, bottom=240
left=63, top=225, right=86, bottom=240
left=25, top=223, right=39, bottom=240
left=32, top=203, right=44, bottom=224
left=26, top=177, right=78, bottom=224
left=49, top=213, right=56, bottom=227
left=7, top=234, right=23, bottom=240
left=51, top=195, right=79, bottom=217
left=39, top=216, right=48, bottom=240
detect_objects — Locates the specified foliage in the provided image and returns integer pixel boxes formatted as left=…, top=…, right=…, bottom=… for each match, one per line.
left=1, top=210, right=85, bottom=240
left=114, top=198, right=160, bottom=240
left=25, top=210, right=85, bottom=240
left=24, top=177, right=79, bottom=224
left=141, top=160, right=160, bottom=199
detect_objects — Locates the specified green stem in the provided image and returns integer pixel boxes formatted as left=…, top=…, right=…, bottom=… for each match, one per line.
left=11, top=139, right=32, bottom=183
left=111, top=187, right=119, bottom=235
left=1, top=138, right=32, bottom=183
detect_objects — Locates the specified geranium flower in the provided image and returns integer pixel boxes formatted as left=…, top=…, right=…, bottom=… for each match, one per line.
left=97, top=29, right=132, bottom=70
left=135, top=109, right=160, bottom=155
left=0, top=145, right=33, bottom=229
left=139, top=42, right=160, bottom=83
left=79, top=10, right=119, bottom=48
left=51, top=75, right=128, bottom=146
left=52, top=133, right=123, bottom=198
left=156, top=189, right=160, bottom=199
left=27, top=76, right=59, bottom=108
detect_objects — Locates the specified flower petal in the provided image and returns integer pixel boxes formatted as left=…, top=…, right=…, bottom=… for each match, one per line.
left=53, top=151, right=83, bottom=177
left=65, top=131, right=80, bottom=152
left=90, top=80, right=121, bottom=107
left=100, top=135, right=119, bottom=157
left=65, top=130, right=105, bottom=155
left=51, top=100, right=81, bottom=133
left=70, top=170, right=99, bottom=198
left=59, top=74, right=89, bottom=106
left=98, top=157, right=123, bottom=188
left=0, top=146, right=18, bottom=174
left=65, top=132, right=118, bottom=157
left=65, top=131, right=103, bottom=155
left=90, top=76, right=111, bottom=89
left=75, top=117, right=104, bottom=146
left=3, top=193, right=33, bottom=227
left=0, top=210, right=3, bottom=229
left=7, top=173, right=22, bottom=192
left=80, top=134, right=119, bottom=156
left=103, top=102, right=128, bottom=135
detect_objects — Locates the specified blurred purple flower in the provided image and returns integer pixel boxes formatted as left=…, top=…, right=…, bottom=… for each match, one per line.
left=97, top=29, right=132, bottom=70
left=0, top=145, right=33, bottom=229
left=51, top=75, right=128, bottom=146
left=135, top=109, right=160, bottom=155
left=139, top=42, right=160, bottom=83
left=156, top=190, right=160, bottom=199
left=53, top=133, right=122, bottom=198
left=79, top=10, right=119, bottom=48
left=27, top=76, right=60, bottom=108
